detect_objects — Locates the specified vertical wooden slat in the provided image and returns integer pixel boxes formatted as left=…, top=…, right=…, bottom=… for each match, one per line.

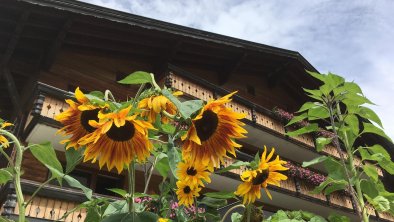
left=44, top=198, right=56, bottom=219
left=41, top=96, right=52, bottom=117
left=57, top=201, right=69, bottom=221
left=29, top=196, right=41, bottom=217
left=65, top=202, right=76, bottom=222
left=78, top=208, right=87, bottom=222
left=36, top=197, right=48, bottom=218
left=24, top=195, right=32, bottom=216
left=53, top=200, right=63, bottom=220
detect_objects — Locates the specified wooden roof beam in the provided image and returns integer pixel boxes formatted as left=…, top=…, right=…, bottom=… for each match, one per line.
left=266, top=61, right=292, bottom=88
left=2, top=68, right=21, bottom=114
left=0, top=10, right=30, bottom=68
left=43, top=17, right=73, bottom=70
left=153, top=40, right=183, bottom=80
left=218, top=52, right=248, bottom=85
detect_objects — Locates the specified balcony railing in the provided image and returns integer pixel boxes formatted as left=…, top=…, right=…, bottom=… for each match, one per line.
left=0, top=181, right=89, bottom=222
left=164, top=64, right=383, bottom=177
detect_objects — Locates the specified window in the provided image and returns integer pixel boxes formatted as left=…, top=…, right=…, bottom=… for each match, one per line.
left=95, top=174, right=124, bottom=196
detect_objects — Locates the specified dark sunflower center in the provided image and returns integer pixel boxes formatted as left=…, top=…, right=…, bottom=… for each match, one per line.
left=194, top=110, right=218, bottom=142
left=106, top=121, right=135, bottom=141
left=186, top=167, right=197, bottom=176
left=80, top=109, right=100, bottom=132
left=252, top=169, right=270, bottom=185
left=183, top=186, right=191, bottom=194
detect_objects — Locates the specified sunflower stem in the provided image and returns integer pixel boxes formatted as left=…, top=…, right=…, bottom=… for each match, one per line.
left=0, top=129, right=25, bottom=222
left=144, top=156, right=158, bottom=194
left=150, top=73, right=161, bottom=91
left=128, top=160, right=136, bottom=221
left=162, top=110, right=176, bottom=120
left=194, top=196, right=199, bottom=219
left=246, top=204, right=251, bottom=222
left=220, top=204, right=245, bottom=222
left=104, top=90, right=116, bottom=102
left=133, top=83, right=146, bottom=106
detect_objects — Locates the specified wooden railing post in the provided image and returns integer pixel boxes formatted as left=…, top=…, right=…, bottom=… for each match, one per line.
left=164, top=72, right=173, bottom=88
left=1, top=183, right=17, bottom=217
left=32, top=94, right=45, bottom=116
left=251, top=106, right=257, bottom=124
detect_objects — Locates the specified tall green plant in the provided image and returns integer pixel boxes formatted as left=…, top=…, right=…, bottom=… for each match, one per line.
left=287, top=71, right=394, bottom=222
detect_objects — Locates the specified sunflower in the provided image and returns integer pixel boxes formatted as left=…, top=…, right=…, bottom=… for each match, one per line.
left=176, top=160, right=211, bottom=187
left=55, top=87, right=101, bottom=150
left=176, top=180, right=201, bottom=207
left=138, top=91, right=182, bottom=123
left=181, top=92, right=247, bottom=169
left=158, top=218, right=169, bottom=222
left=78, top=106, right=154, bottom=173
left=0, top=122, right=13, bottom=148
left=234, top=146, right=288, bottom=204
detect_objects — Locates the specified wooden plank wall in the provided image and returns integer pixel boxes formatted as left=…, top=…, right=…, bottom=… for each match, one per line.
left=21, top=150, right=48, bottom=182
left=38, top=49, right=152, bottom=100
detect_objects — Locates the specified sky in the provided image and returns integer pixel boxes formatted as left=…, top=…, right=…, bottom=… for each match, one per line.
left=81, top=0, right=394, bottom=139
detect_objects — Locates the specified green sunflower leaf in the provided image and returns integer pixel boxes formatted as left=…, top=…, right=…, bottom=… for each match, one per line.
left=215, top=161, right=249, bottom=174
left=168, top=145, right=181, bottom=179
left=199, top=197, right=227, bottom=208
left=118, top=71, right=152, bottom=84
left=0, top=168, right=12, bottom=185
left=65, top=146, right=84, bottom=174
left=107, top=188, right=127, bottom=198
left=204, top=191, right=236, bottom=199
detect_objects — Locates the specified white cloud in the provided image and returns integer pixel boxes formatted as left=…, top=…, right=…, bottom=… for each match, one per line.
left=82, top=0, right=394, bottom=139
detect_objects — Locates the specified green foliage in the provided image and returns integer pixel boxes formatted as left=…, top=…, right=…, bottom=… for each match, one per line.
left=302, top=156, right=328, bottom=168
left=327, top=213, right=350, bottom=222
left=315, top=137, right=332, bottom=152
left=30, top=142, right=63, bottom=184
left=265, top=210, right=327, bottom=222
left=215, top=161, right=250, bottom=174
left=167, top=143, right=181, bottom=179
left=65, top=146, right=84, bottom=174
left=161, top=89, right=203, bottom=119
left=118, top=71, right=153, bottom=84
left=286, top=123, right=319, bottom=137
left=101, top=212, right=158, bottom=222
left=199, top=197, right=227, bottom=208
left=154, top=153, right=171, bottom=178
left=0, top=168, right=12, bottom=185
left=204, top=191, right=236, bottom=199
left=288, top=71, right=394, bottom=220
left=231, top=212, right=243, bottom=222
left=107, top=188, right=128, bottom=198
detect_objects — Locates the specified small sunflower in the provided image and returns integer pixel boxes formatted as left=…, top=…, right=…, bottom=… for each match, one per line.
left=235, top=146, right=288, bottom=204
left=158, top=218, right=169, bottom=222
left=55, top=87, right=101, bottom=150
left=0, top=122, right=13, bottom=148
left=79, top=106, right=154, bottom=173
left=181, top=92, right=247, bottom=169
left=138, top=91, right=182, bottom=123
left=176, top=160, right=211, bottom=187
left=176, top=180, right=201, bottom=207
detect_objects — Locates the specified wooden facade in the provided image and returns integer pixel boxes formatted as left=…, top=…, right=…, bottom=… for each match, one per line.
left=0, top=0, right=393, bottom=221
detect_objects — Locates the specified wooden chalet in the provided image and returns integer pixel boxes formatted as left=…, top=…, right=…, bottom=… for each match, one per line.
left=0, top=0, right=393, bottom=221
